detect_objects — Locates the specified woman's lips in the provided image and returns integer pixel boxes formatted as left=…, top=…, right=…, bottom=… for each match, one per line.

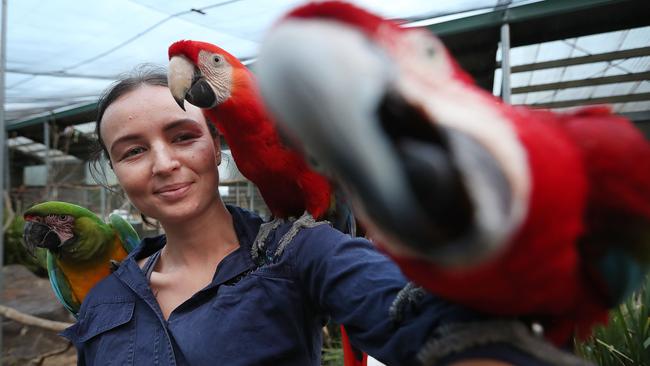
left=155, top=182, right=192, bottom=200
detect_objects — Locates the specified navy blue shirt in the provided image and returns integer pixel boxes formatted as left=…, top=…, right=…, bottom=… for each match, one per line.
left=62, top=206, right=557, bottom=365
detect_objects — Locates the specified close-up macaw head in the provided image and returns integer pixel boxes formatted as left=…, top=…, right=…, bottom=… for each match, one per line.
left=256, top=1, right=530, bottom=266
left=23, top=201, right=112, bottom=260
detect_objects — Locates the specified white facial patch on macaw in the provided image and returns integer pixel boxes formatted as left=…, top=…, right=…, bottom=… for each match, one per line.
left=198, top=50, right=233, bottom=106
left=376, top=26, right=453, bottom=80
left=389, top=30, right=531, bottom=247
left=44, top=214, right=75, bottom=244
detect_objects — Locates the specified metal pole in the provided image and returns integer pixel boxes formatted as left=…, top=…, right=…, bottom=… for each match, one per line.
left=235, top=183, right=240, bottom=207
left=3, top=140, right=7, bottom=193
left=500, top=22, right=512, bottom=103
left=0, top=0, right=8, bottom=362
left=248, top=181, right=254, bottom=211
left=99, top=155, right=107, bottom=219
left=43, top=120, right=50, bottom=197
left=100, top=186, right=106, bottom=219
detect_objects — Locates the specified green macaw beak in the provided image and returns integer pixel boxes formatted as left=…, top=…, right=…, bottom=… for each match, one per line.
left=22, top=221, right=75, bottom=256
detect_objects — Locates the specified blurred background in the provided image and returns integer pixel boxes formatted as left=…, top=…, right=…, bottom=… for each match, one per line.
left=1, top=0, right=649, bottom=365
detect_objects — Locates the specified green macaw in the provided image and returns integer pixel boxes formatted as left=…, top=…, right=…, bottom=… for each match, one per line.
left=22, top=201, right=139, bottom=317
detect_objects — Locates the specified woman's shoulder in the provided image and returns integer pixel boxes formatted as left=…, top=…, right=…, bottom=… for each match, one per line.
left=78, top=270, right=136, bottom=310
left=274, top=216, right=370, bottom=257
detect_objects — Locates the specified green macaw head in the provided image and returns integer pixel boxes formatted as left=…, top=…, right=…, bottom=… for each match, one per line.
left=23, top=201, right=114, bottom=261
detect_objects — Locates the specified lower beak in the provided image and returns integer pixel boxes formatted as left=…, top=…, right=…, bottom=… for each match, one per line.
left=168, top=55, right=217, bottom=109
left=23, top=221, right=61, bottom=255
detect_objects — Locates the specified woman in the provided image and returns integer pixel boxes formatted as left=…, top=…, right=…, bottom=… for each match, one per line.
left=61, top=67, right=580, bottom=366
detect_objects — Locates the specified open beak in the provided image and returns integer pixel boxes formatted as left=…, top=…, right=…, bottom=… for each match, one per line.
left=256, top=21, right=448, bottom=257
left=168, top=55, right=217, bottom=110
left=256, top=20, right=503, bottom=266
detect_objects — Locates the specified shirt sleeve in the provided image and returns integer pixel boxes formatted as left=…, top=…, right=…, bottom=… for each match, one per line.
left=289, top=224, right=478, bottom=365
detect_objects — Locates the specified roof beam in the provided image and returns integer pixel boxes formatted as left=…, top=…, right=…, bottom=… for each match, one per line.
left=526, top=92, right=650, bottom=109
left=622, top=110, right=650, bottom=122
left=7, top=68, right=118, bottom=80
left=426, top=0, right=631, bottom=36
left=512, top=71, right=650, bottom=94
left=6, top=102, right=97, bottom=131
left=503, top=47, right=650, bottom=73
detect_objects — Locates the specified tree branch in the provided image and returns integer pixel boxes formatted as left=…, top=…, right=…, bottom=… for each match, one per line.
left=30, top=342, right=74, bottom=366
left=3, top=190, right=15, bottom=231
left=0, top=304, right=72, bottom=332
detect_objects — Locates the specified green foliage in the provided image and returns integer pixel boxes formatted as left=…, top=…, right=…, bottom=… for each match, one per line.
left=322, top=343, right=344, bottom=366
left=322, top=322, right=344, bottom=366
left=3, top=209, right=47, bottom=276
left=576, top=275, right=650, bottom=365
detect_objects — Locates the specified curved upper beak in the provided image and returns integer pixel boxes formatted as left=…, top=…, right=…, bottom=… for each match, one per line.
left=168, top=55, right=217, bottom=109
left=23, top=221, right=61, bottom=255
left=168, top=55, right=196, bottom=111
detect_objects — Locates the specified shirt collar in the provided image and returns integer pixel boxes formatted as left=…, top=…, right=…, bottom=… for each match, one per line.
left=115, top=205, right=264, bottom=295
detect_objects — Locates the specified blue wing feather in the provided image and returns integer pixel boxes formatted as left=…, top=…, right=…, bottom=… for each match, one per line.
left=46, top=252, right=80, bottom=318
left=108, top=213, right=140, bottom=253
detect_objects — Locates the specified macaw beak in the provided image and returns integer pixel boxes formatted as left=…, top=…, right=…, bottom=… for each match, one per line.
left=168, top=55, right=217, bottom=110
left=256, top=19, right=517, bottom=267
left=23, top=221, right=62, bottom=255
left=256, top=20, right=461, bottom=260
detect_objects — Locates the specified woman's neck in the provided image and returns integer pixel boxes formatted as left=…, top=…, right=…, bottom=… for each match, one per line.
left=158, top=199, right=240, bottom=271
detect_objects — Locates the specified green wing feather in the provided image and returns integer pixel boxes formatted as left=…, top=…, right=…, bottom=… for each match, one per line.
left=46, top=252, right=81, bottom=317
left=109, top=213, right=140, bottom=253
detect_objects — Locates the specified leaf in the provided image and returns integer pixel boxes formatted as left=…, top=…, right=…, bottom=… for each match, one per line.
left=643, top=336, right=650, bottom=349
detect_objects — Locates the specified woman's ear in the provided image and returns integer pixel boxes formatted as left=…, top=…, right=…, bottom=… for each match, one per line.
left=204, top=117, right=222, bottom=166
left=214, top=135, right=222, bottom=166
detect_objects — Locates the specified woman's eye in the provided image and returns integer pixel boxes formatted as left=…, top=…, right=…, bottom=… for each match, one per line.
left=122, top=147, right=145, bottom=159
left=173, top=133, right=197, bottom=143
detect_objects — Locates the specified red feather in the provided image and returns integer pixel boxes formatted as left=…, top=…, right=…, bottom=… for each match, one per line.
left=389, top=105, right=589, bottom=321
left=286, top=1, right=389, bottom=37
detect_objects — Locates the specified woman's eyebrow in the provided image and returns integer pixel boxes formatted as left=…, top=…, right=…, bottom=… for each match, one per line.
left=110, top=133, right=143, bottom=156
left=163, top=118, right=201, bottom=132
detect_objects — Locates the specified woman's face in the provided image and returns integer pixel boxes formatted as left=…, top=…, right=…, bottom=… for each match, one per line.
left=101, top=84, right=221, bottom=224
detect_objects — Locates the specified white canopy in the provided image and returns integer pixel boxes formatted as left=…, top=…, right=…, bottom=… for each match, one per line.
left=6, top=0, right=523, bottom=123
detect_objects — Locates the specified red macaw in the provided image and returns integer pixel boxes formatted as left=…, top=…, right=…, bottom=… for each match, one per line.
left=167, top=40, right=366, bottom=366
left=254, top=1, right=650, bottom=346
left=167, top=40, right=331, bottom=220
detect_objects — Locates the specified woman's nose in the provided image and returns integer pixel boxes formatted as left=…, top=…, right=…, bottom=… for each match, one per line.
left=151, top=143, right=181, bottom=176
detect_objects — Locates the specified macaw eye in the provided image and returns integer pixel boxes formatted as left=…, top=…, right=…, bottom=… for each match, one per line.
left=213, top=56, right=221, bottom=64
left=306, top=153, right=328, bottom=175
